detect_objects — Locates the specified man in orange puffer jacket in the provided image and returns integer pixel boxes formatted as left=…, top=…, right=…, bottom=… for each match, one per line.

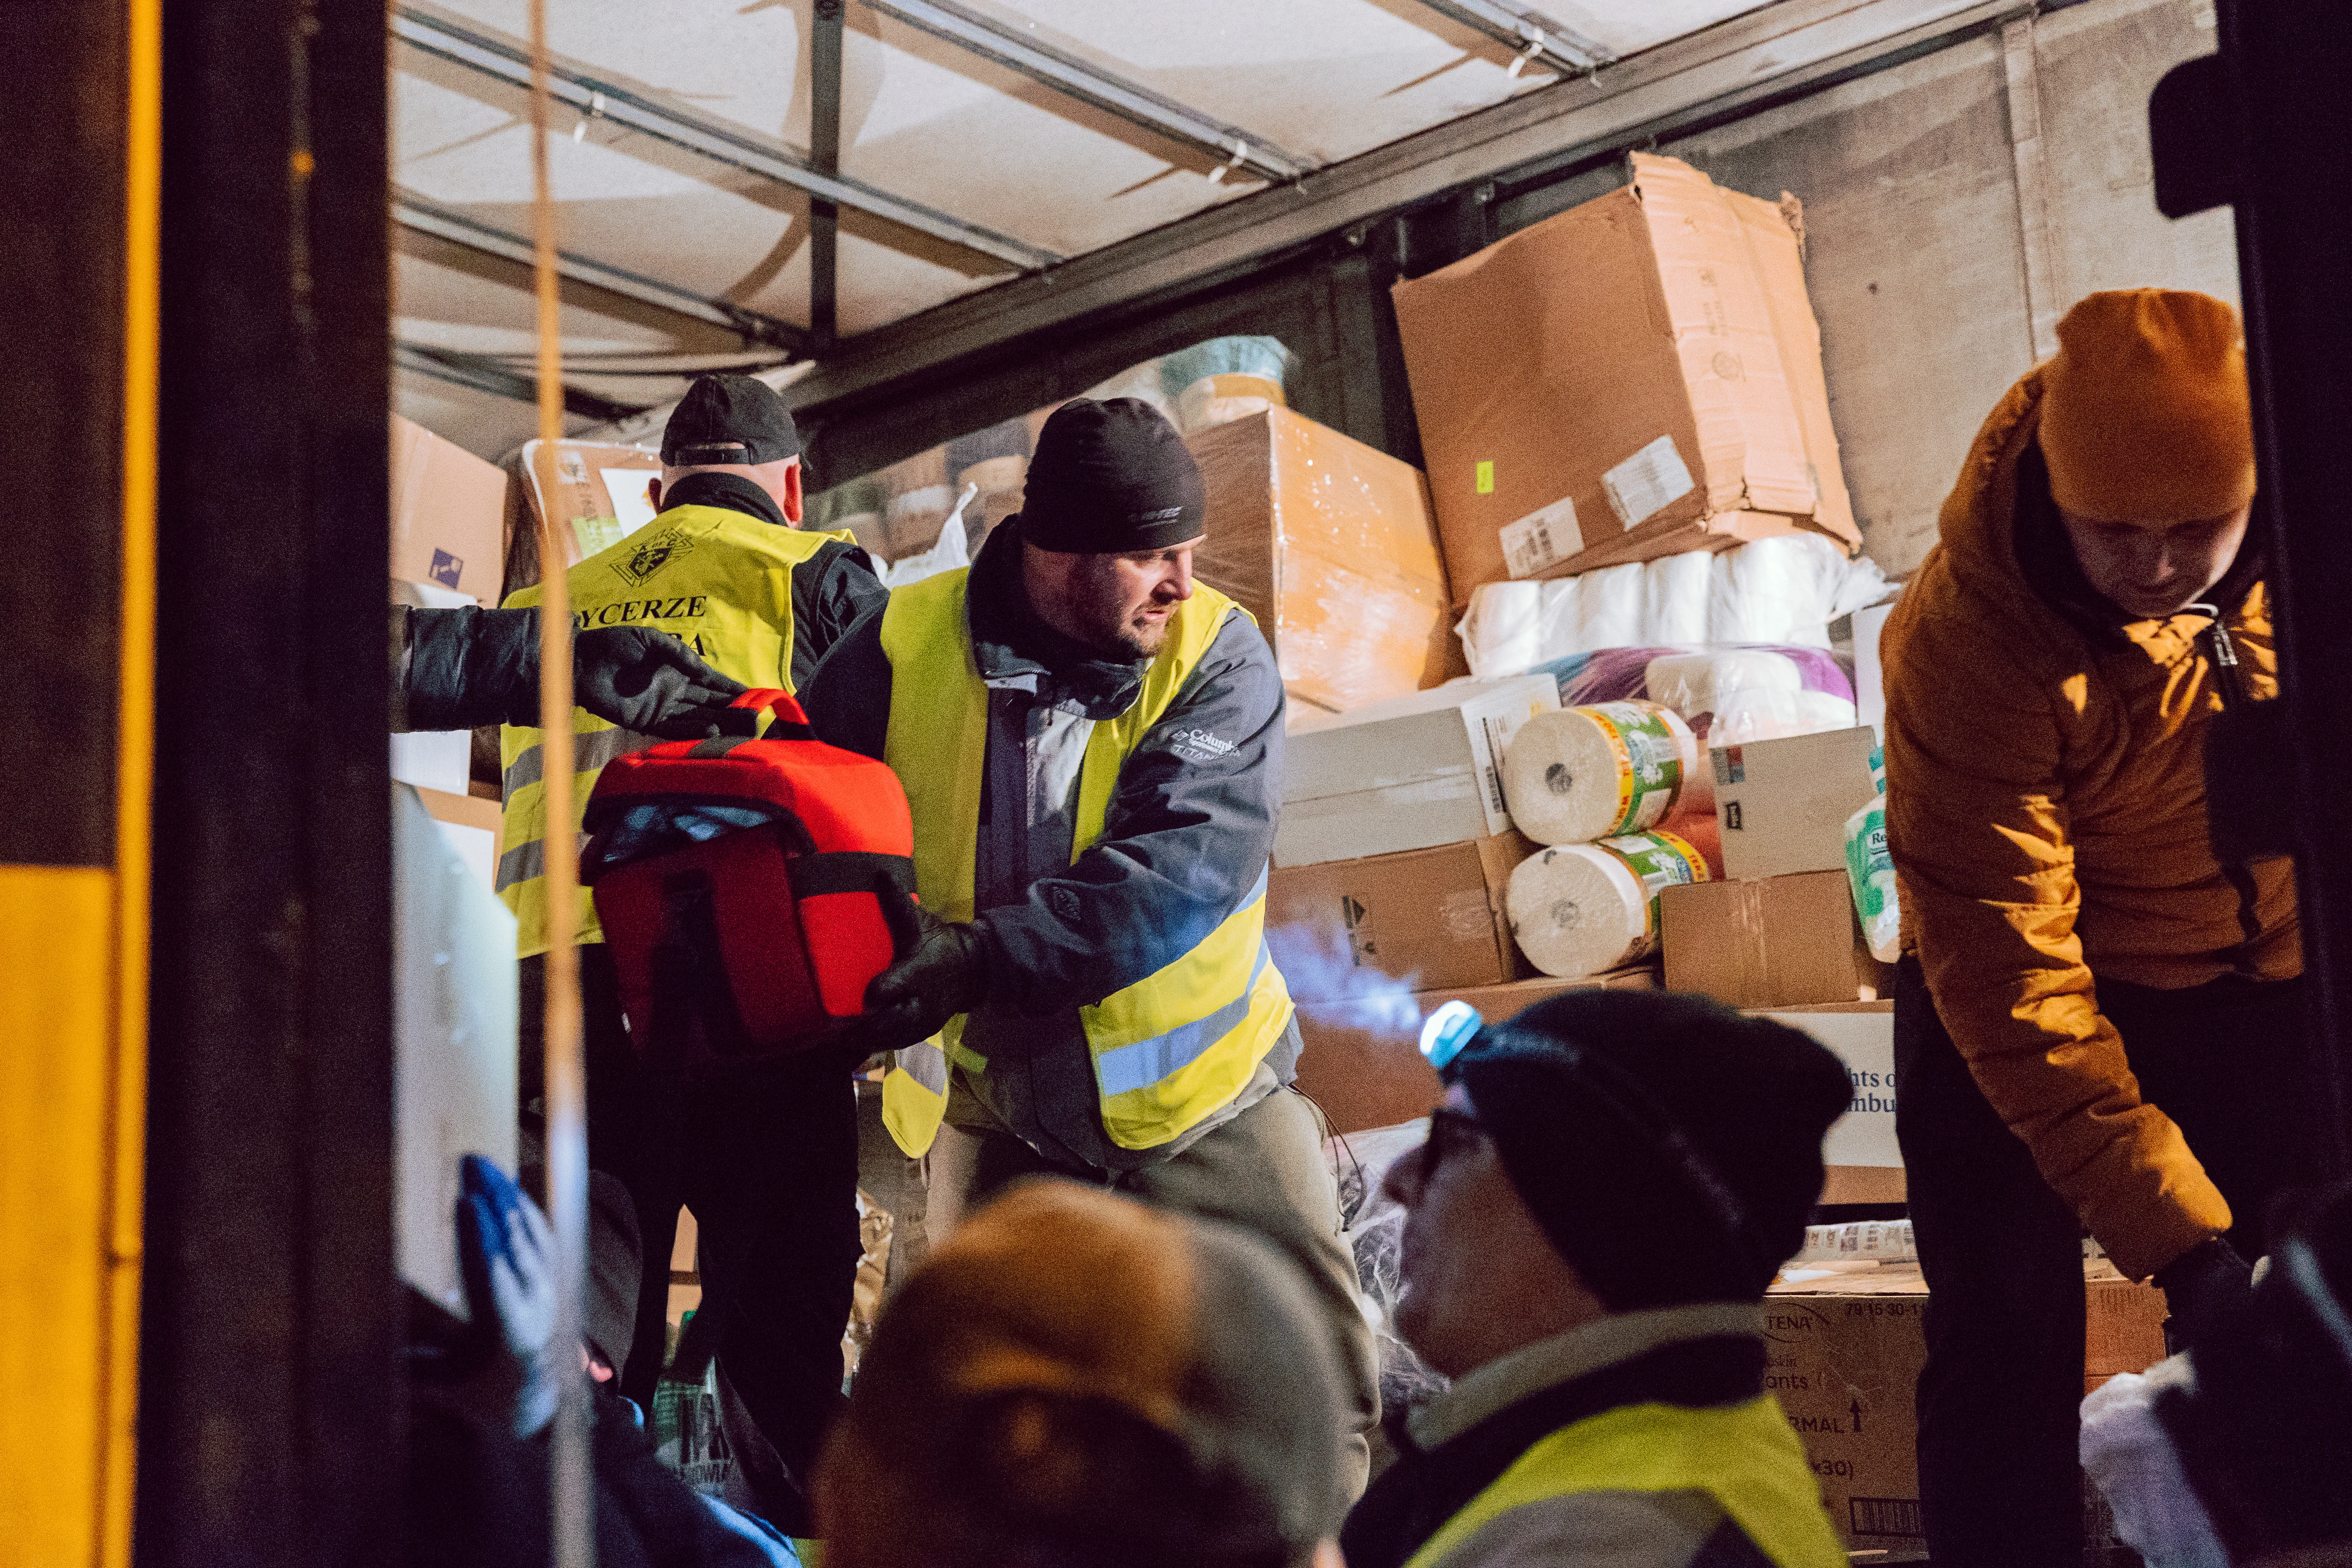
left=1881, top=289, right=2326, bottom=1567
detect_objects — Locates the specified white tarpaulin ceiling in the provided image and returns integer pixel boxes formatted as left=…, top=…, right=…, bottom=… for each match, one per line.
left=393, top=0, right=1774, bottom=456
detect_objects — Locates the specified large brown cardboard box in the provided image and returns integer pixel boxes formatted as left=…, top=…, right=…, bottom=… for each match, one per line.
left=1292, top=968, right=1655, bottom=1134
left=1268, top=833, right=1532, bottom=1004
left=1390, top=153, right=1859, bottom=600
left=1661, top=870, right=1888, bottom=1009
left=1711, top=726, right=1880, bottom=882
left=390, top=414, right=509, bottom=603
left=503, top=439, right=665, bottom=597
left=1764, top=1262, right=2167, bottom=1553
left=1187, top=407, right=1452, bottom=716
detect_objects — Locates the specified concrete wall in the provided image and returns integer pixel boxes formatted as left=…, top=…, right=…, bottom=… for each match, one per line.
left=1660, top=0, right=2235, bottom=576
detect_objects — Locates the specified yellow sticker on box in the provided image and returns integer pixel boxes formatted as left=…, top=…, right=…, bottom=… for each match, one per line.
left=1475, top=459, right=1494, bottom=495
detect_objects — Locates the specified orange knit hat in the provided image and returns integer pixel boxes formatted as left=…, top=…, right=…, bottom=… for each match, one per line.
left=2038, top=288, right=2255, bottom=525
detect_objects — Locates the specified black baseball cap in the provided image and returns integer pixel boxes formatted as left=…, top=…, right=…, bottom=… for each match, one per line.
left=661, top=373, right=803, bottom=467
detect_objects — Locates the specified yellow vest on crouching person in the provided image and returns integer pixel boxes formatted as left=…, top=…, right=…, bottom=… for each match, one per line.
left=1405, top=1397, right=1845, bottom=1568
left=875, top=568, right=1292, bottom=1159
left=496, top=505, right=851, bottom=959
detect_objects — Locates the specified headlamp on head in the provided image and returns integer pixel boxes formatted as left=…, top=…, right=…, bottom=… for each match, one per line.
left=1419, top=1001, right=1483, bottom=1073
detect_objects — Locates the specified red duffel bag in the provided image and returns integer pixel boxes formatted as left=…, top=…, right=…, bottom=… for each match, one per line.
left=580, top=688, right=916, bottom=1075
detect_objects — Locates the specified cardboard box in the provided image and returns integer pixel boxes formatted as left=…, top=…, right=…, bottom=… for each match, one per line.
left=390, top=413, right=509, bottom=603
left=1187, top=407, right=1452, bottom=716
left=1268, top=833, right=1532, bottom=1004
left=1293, top=969, right=1657, bottom=1135
left=1663, top=871, right=1886, bottom=1010
left=1390, top=154, right=1859, bottom=599
left=1711, top=726, right=1880, bottom=882
left=1764, top=1262, right=2167, bottom=1552
left=505, top=439, right=665, bottom=595
left=1754, top=1001, right=1899, bottom=1172
left=416, top=784, right=502, bottom=891
left=1277, top=676, right=1559, bottom=868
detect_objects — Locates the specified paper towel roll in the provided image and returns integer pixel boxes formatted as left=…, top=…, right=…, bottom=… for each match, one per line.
left=1506, top=829, right=1710, bottom=978
left=1502, top=702, right=1698, bottom=845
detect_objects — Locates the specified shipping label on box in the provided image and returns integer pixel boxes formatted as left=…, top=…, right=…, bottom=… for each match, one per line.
left=1712, top=726, right=1880, bottom=881
left=1268, top=835, right=1530, bottom=1002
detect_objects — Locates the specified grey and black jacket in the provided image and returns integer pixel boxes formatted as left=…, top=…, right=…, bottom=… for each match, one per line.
left=803, top=518, right=1298, bottom=1171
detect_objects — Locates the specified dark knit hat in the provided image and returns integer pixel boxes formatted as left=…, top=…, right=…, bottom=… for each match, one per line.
left=1018, top=397, right=1207, bottom=554
left=1443, top=989, right=1850, bottom=1310
left=662, top=373, right=802, bottom=467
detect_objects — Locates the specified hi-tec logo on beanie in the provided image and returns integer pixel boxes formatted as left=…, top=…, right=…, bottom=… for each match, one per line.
left=662, top=373, right=803, bottom=468
left=1018, top=397, right=1207, bottom=554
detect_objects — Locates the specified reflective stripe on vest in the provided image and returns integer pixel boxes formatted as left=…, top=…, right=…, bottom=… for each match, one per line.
left=1402, top=1398, right=1847, bottom=1568
left=496, top=505, right=849, bottom=959
left=875, top=568, right=1293, bottom=1156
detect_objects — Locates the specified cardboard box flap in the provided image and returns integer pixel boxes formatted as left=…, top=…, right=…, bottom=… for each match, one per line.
left=1724, top=186, right=1860, bottom=551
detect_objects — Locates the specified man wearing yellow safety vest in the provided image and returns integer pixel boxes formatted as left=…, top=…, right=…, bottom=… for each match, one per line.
left=498, top=374, right=887, bottom=1534
left=804, top=396, right=1380, bottom=1486
left=1340, top=990, right=1851, bottom=1568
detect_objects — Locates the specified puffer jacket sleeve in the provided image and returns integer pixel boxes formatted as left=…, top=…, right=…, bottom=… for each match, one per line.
left=1883, top=567, right=2230, bottom=1280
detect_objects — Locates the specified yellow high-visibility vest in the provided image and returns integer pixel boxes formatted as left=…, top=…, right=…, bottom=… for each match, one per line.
left=876, top=568, right=1292, bottom=1158
left=1404, top=1397, right=1846, bottom=1568
left=496, top=504, right=850, bottom=958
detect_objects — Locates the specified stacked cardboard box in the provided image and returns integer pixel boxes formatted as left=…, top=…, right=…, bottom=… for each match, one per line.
left=1765, top=1260, right=2168, bottom=1555
left=1660, top=726, right=1887, bottom=1010
left=1757, top=1001, right=1902, bottom=1206
left=1187, top=406, right=1452, bottom=717
left=1391, top=153, right=1859, bottom=602
left=391, top=413, right=508, bottom=604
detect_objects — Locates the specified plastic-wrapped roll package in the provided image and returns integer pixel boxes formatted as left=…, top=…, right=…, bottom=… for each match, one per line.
left=1643, top=649, right=1804, bottom=720
left=1501, top=702, right=1696, bottom=845
left=1507, top=829, right=1711, bottom=978
left=1844, top=793, right=1901, bottom=963
left=1456, top=533, right=1891, bottom=679
left=1710, top=687, right=1861, bottom=746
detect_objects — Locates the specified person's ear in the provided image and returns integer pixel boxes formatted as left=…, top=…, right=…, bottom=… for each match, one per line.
left=646, top=476, right=664, bottom=513
left=784, top=459, right=804, bottom=526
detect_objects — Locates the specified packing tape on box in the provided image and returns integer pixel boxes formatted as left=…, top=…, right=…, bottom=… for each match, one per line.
left=1507, top=829, right=1709, bottom=978
left=1501, top=701, right=1697, bottom=845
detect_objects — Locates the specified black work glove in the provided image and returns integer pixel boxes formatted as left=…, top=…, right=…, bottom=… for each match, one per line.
left=830, top=904, right=988, bottom=1058
left=2154, top=1235, right=2257, bottom=1351
left=571, top=627, right=751, bottom=739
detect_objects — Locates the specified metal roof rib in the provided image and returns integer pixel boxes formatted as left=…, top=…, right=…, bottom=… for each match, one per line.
left=391, top=4, right=1063, bottom=273
left=860, top=0, right=1310, bottom=183
left=395, top=341, right=650, bottom=422
left=395, top=190, right=815, bottom=355
left=1408, top=0, right=1614, bottom=73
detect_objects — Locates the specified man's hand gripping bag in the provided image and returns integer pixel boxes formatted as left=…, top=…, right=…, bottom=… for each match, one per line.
left=580, top=689, right=916, bottom=1075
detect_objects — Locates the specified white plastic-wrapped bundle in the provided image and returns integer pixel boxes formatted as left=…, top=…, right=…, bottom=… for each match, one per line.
left=1643, top=649, right=1805, bottom=721
left=1567, top=562, right=1646, bottom=651
left=1640, top=549, right=1716, bottom=646
left=1710, top=687, right=1861, bottom=746
left=1506, top=829, right=1710, bottom=978
left=1501, top=702, right=1697, bottom=845
left=1457, top=533, right=1893, bottom=679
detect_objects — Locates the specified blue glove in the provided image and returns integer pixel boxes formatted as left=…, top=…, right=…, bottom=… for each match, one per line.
left=455, top=1154, right=562, bottom=1438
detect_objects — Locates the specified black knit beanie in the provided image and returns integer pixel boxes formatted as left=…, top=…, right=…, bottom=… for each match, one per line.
left=1442, top=989, right=1851, bottom=1310
left=1018, top=397, right=1206, bottom=554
